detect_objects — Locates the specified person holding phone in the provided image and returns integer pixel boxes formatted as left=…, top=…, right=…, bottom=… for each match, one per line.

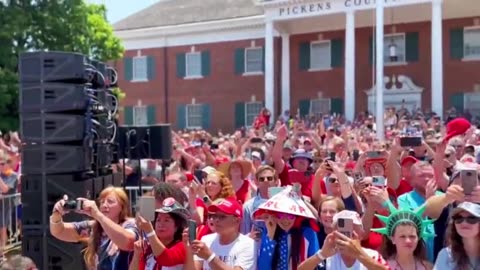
left=298, top=210, right=389, bottom=270
left=129, top=197, right=189, bottom=270
left=50, top=186, right=138, bottom=270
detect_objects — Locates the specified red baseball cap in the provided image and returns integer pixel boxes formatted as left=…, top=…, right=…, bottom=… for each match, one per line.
left=400, top=156, right=418, bottom=167
left=207, top=198, right=243, bottom=218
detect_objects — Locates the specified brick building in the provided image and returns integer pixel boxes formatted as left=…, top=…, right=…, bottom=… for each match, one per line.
left=113, top=0, right=480, bottom=132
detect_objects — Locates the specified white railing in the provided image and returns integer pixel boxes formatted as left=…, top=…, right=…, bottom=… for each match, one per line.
left=0, top=193, right=22, bottom=255
left=125, top=186, right=154, bottom=214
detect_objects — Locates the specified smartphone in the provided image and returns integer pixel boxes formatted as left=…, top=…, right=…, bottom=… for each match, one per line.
left=193, top=169, right=204, bottom=184
left=337, top=218, right=354, bottom=238
left=400, top=137, right=422, bottom=147
left=352, top=150, right=360, bottom=161
left=461, top=169, right=478, bottom=195
left=366, top=151, right=382, bottom=158
left=137, top=196, right=156, bottom=222
left=329, top=152, right=336, bottom=162
left=188, top=219, right=197, bottom=241
left=250, top=137, right=263, bottom=144
left=268, top=187, right=285, bottom=198
left=372, top=176, right=386, bottom=187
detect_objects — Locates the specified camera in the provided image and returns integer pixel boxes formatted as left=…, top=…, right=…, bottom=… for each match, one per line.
left=63, top=200, right=83, bottom=211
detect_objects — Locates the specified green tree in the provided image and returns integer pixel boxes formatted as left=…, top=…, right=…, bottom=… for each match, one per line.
left=0, top=0, right=125, bottom=131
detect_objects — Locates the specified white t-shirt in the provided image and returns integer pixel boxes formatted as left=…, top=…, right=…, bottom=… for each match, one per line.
left=325, top=248, right=388, bottom=270
left=194, top=233, right=257, bottom=270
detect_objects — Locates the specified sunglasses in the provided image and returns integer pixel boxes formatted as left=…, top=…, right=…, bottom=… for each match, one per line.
left=452, top=215, right=480, bottom=225
left=276, top=213, right=296, bottom=220
left=258, top=176, right=275, bottom=182
left=328, top=177, right=338, bottom=183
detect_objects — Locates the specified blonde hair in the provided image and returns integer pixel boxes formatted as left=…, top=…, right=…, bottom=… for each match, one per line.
left=83, top=186, right=131, bottom=269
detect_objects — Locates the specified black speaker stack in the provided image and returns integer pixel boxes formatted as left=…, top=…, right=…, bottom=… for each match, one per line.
left=18, top=51, right=121, bottom=270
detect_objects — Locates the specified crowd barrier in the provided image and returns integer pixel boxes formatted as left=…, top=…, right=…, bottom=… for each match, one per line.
left=0, top=193, right=22, bottom=256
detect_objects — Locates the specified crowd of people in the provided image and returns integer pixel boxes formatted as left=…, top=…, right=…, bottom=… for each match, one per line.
left=3, top=106, right=479, bottom=270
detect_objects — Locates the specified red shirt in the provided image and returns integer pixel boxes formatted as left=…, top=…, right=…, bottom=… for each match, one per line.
left=138, top=241, right=186, bottom=270
left=235, top=180, right=251, bottom=204
left=279, top=164, right=314, bottom=200
left=395, top=178, right=413, bottom=196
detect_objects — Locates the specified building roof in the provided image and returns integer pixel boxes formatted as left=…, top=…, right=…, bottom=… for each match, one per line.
left=113, top=0, right=264, bottom=31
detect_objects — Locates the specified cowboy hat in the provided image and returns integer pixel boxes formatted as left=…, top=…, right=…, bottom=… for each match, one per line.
left=217, top=159, right=252, bottom=178
left=155, top=197, right=190, bottom=221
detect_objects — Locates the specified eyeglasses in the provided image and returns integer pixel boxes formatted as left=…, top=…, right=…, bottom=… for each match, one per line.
left=276, top=213, right=296, bottom=220
left=258, top=176, right=275, bottom=182
left=452, top=215, right=480, bottom=225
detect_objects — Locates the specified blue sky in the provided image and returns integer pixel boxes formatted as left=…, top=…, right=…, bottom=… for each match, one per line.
left=88, top=0, right=158, bottom=23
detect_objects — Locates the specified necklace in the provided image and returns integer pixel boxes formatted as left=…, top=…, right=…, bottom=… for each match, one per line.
left=394, top=257, right=418, bottom=270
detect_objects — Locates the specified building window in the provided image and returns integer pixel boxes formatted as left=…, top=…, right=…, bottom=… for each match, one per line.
left=464, top=92, right=480, bottom=115
left=310, top=98, right=331, bottom=117
left=133, top=106, right=148, bottom=126
left=133, top=57, right=147, bottom=81
left=464, top=28, right=480, bottom=59
left=310, top=41, right=331, bottom=70
left=245, top=102, right=263, bottom=127
left=186, top=52, right=202, bottom=77
left=186, top=104, right=203, bottom=129
left=245, top=48, right=263, bottom=73
left=384, top=33, right=406, bottom=63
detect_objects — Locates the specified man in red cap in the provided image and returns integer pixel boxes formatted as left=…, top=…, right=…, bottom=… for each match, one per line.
left=187, top=198, right=257, bottom=270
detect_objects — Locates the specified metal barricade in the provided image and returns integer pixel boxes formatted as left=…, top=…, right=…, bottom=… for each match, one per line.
left=125, top=186, right=154, bottom=214
left=0, top=193, right=22, bottom=255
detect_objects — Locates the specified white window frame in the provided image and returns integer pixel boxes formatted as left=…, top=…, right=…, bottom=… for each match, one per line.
left=244, top=101, right=263, bottom=127
left=185, top=52, right=202, bottom=78
left=309, top=40, right=331, bottom=71
left=244, top=47, right=263, bottom=75
left=185, top=104, right=203, bottom=129
left=132, top=56, right=148, bottom=82
left=464, top=92, right=480, bottom=115
left=309, top=98, right=331, bottom=116
left=384, top=33, right=407, bottom=65
left=463, top=26, right=480, bottom=60
left=133, top=105, right=148, bottom=126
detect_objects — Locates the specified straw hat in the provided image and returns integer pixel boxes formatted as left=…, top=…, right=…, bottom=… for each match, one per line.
left=217, top=159, right=252, bottom=178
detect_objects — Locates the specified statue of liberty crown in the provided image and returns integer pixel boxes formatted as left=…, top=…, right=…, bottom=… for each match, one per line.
left=371, top=201, right=436, bottom=239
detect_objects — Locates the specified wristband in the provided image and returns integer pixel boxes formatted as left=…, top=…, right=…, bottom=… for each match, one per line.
left=315, top=250, right=325, bottom=261
left=145, top=231, right=156, bottom=238
left=206, top=253, right=216, bottom=263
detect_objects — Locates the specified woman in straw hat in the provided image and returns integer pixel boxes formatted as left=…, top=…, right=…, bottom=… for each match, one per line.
left=254, top=185, right=319, bottom=270
left=217, top=159, right=254, bottom=204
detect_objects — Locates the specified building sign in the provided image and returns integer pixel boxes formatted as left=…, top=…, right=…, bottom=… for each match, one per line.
left=267, top=0, right=432, bottom=20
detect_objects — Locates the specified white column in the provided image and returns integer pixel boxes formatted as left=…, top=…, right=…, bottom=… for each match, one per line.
left=375, top=1, right=385, bottom=140
left=281, top=33, right=290, bottom=116
left=345, top=11, right=356, bottom=122
left=265, top=20, right=275, bottom=118
left=431, top=0, right=443, bottom=117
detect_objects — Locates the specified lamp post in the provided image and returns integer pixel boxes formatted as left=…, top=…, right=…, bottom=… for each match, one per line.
left=375, top=0, right=385, bottom=140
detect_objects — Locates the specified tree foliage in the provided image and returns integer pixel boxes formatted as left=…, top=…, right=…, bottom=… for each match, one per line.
left=0, top=0, right=125, bottom=131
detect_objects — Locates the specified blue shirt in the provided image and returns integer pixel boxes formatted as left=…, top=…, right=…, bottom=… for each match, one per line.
left=398, top=189, right=443, bottom=262
left=241, top=193, right=268, bottom=235
left=73, top=219, right=139, bottom=270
